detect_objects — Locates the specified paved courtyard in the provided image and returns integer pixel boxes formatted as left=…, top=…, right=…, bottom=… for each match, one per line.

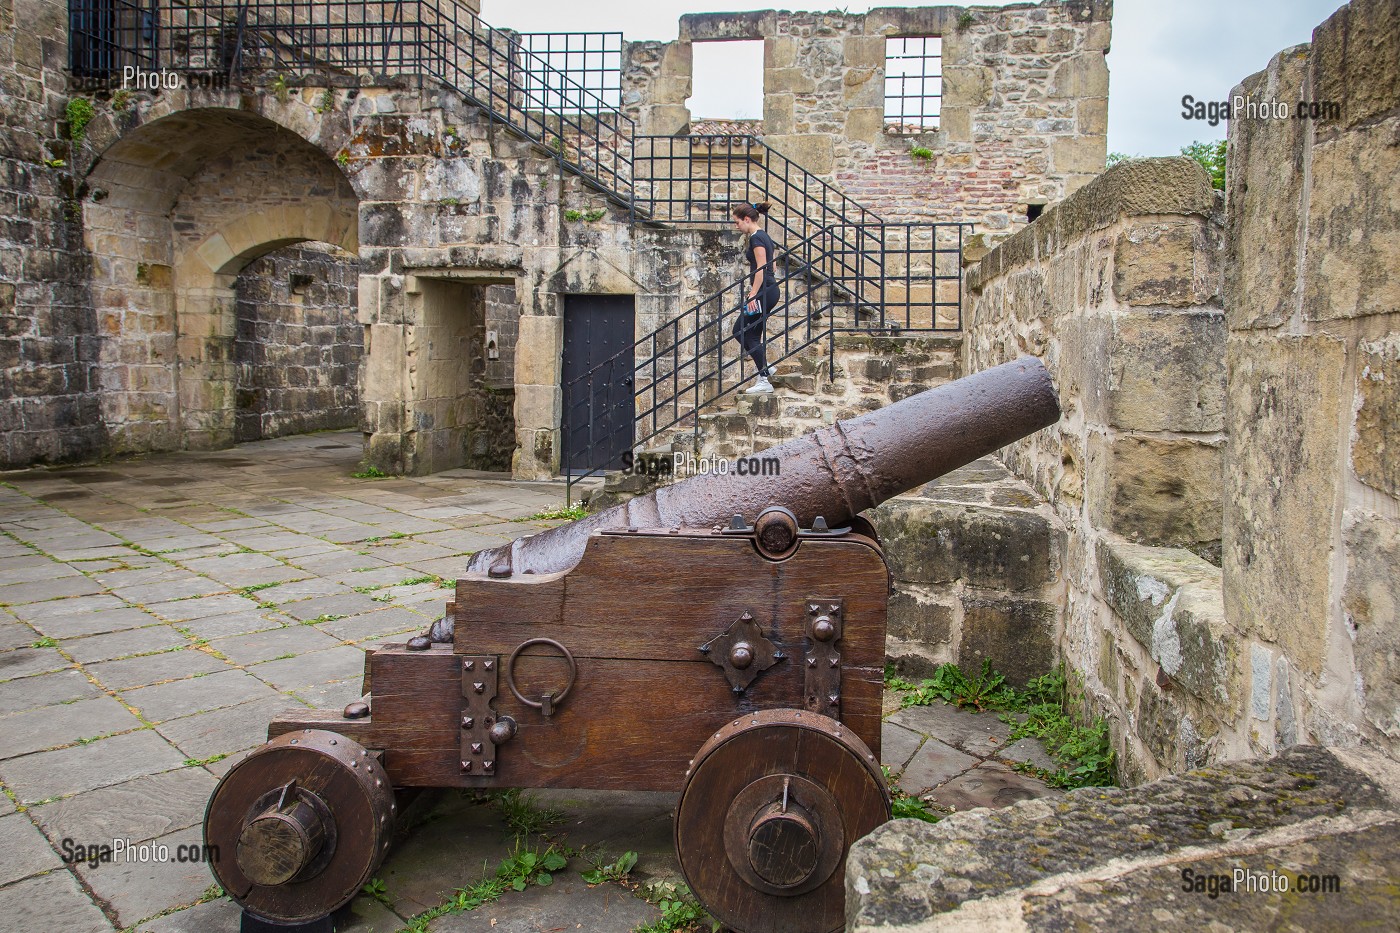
left=0, top=432, right=1056, bottom=932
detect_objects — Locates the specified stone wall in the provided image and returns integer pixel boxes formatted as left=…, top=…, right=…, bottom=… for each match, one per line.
left=0, top=0, right=104, bottom=467
left=625, top=0, right=1109, bottom=231
left=966, top=157, right=1230, bottom=783
left=233, top=243, right=362, bottom=442
left=1222, top=0, right=1399, bottom=760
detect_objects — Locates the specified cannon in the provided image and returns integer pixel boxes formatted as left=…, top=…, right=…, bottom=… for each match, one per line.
left=204, top=357, right=1060, bottom=933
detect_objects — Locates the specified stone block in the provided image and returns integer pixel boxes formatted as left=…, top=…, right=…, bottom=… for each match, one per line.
left=1353, top=338, right=1400, bottom=497
left=514, top=315, right=561, bottom=387
left=680, top=11, right=773, bottom=40
left=1103, top=308, right=1226, bottom=432
left=766, top=35, right=797, bottom=70
left=1223, top=333, right=1346, bottom=675
left=1052, top=54, right=1109, bottom=98
left=1136, top=680, right=1215, bottom=771
left=844, top=107, right=886, bottom=145
left=939, top=107, right=970, bottom=142
left=766, top=68, right=816, bottom=95
left=642, top=104, right=690, bottom=137
left=1052, top=135, right=1108, bottom=175
left=843, top=35, right=887, bottom=69
left=1342, top=509, right=1399, bottom=738
left=941, top=66, right=993, bottom=108
left=1087, top=433, right=1223, bottom=550
left=870, top=499, right=1060, bottom=592
left=1303, top=115, right=1400, bottom=322
left=1078, top=97, right=1108, bottom=136
left=959, top=595, right=1057, bottom=687
left=763, top=134, right=834, bottom=175
left=764, top=93, right=794, bottom=135
left=514, top=384, right=561, bottom=432
left=650, top=75, right=692, bottom=106
left=888, top=587, right=953, bottom=646
left=1311, top=0, right=1400, bottom=132
left=1096, top=536, right=1237, bottom=711
left=362, top=323, right=404, bottom=400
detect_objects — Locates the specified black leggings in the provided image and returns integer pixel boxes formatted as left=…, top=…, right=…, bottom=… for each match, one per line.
left=732, top=282, right=780, bottom=377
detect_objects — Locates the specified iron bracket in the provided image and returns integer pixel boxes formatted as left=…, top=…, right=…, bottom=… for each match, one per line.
left=803, top=598, right=844, bottom=719
left=459, top=656, right=502, bottom=784
left=699, top=611, right=785, bottom=694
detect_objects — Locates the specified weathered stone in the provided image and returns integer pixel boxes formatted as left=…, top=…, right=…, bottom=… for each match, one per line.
left=887, top=587, right=953, bottom=647
left=1088, top=433, right=1223, bottom=550
left=1353, top=338, right=1400, bottom=497
left=1343, top=509, right=1400, bottom=738
left=1095, top=536, right=1237, bottom=710
left=888, top=702, right=1011, bottom=759
left=926, top=760, right=1061, bottom=812
left=762, top=134, right=834, bottom=174
left=1311, top=0, right=1400, bottom=133
left=898, top=738, right=978, bottom=795
left=871, top=499, right=1058, bottom=592
left=1052, top=135, right=1107, bottom=175
left=881, top=721, right=923, bottom=775
left=1223, top=333, right=1345, bottom=674
left=958, top=595, right=1056, bottom=687
left=1098, top=308, right=1226, bottom=432
left=1113, top=220, right=1217, bottom=307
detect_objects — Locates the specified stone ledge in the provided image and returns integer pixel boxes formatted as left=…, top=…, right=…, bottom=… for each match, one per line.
left=847, top=745, right=1400, bottom=931
left=1096, top=534, right=1237, bottom=711
left=968, top=157, right=1217, bottom=294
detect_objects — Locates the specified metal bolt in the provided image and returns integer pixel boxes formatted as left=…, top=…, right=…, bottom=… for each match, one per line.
left=829, top=656, right=839, bottom=667
left=463, top=659, right=475, bottom=671
left=460, top=760, right=472, bottom=773
left=483, top=659, right=495, bottom=671
left=808, top=603, right=819, bottom=614
left=806, top=657, right=817, bottom=668
left=828, top=694, right=839, bottom=706
left=471, top=743, right=483, bottom=755
left=483, top=760, right=495, bottom=774
left=462, top=716, right=474, bottom=729
left=773, top=651, right=786, bottom=661
left=473, top=682, right=485, bottom=694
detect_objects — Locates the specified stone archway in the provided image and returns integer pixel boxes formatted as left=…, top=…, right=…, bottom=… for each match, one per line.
left=82, top=105, right=359, bottom=453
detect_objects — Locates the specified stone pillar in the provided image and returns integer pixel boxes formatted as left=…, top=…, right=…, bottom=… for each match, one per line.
left=512, top=312, right=563, bottom=480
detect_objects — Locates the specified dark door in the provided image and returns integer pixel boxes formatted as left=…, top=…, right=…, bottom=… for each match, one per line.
left=562, top=295, right=635, bottom=472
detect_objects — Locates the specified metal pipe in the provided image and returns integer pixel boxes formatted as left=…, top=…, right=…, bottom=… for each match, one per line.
left=467, top=356, right=1060, bottom=578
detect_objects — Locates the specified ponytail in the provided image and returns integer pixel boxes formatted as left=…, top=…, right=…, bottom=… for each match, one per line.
left=732, top=201, right=771, bottom=221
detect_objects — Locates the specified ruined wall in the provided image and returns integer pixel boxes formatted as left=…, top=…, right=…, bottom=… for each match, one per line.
left=1223, top=0, right=1399, bottom=761
left=626, top=1, right=1109, bottom=231
left=966, top=157, right=1230, bottom=783
left=233, top=243, right=361, bottom=442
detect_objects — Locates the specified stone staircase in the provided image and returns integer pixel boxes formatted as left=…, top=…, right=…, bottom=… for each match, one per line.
left=690, top=333, right=963, bottom=460
left=587, top=334, right=963, bottom=508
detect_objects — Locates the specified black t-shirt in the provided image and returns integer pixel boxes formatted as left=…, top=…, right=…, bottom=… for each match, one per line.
left=745, top=229, right=778, bottom=287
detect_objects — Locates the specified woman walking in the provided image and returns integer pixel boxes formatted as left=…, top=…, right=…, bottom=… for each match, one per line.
left=732, top=202, right=780, bottom=394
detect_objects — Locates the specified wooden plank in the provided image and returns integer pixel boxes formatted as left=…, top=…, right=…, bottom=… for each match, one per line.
left=452, top=533, right=888, bottom=665
left=357, top=646, right=881, bottom=791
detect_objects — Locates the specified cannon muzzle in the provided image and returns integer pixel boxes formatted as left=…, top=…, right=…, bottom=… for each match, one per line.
left=469, top=356, right=1059, bottom=577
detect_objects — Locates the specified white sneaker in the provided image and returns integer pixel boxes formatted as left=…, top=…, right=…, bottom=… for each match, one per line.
left=745, top=376, right=774, bottom=394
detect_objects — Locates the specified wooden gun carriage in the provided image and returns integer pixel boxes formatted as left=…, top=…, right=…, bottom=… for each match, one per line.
left=203, top=358, right=1061, bottom=933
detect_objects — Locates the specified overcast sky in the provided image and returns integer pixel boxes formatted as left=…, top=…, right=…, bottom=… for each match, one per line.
left=483, top=0, right=1346, bottom=156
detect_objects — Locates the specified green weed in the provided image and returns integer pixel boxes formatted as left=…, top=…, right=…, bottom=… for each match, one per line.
left=184, top=753, right=228, bottom=767
left=882, top=765, right=940, bottom=824
left=910, top=145, right=933, bottom=161
left=491, top=788, right=564, bottom=838
left=514, top=504, right=588, bottom=523
left=66, top=98, right=95, bottom=141
left=580, top=849, right=637, bottom=885
left=584, top=208, right=606, bottom=222
left=31, top=636, right=58, bottom=649
left=362, top=877, right=391, bottom=907
left=352, top=464, right=387, bottom=479
left=398, top=842, right=566, bottom=932
left=564, top=208, right=583, bottom=221
left=886, top=663, right=1117, bottom=790
left=635, top=881, right=720, bottom=933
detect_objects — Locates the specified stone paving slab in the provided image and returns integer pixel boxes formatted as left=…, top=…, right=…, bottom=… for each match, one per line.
left=123, top=669, right=282, bottom=722
left=926, top=760, right=1062, bottom=812
left=0, top=811, right=65, bottom=886
left=87, top=650, right=231, bottom=691
left=0, top=870, right=117, bottom=932
left=882, top=720, right=924, bottom=776
left=887, top=700, right=1012, bottom=757
left=0, top=696, right=144, bottom=759
left=898, top=737, right=980, bottom=795
left=154, top=695, right=299, bottom=762
left=74, top=824, right=216, bottom=929
left=0, top=729, right=189, bottom=804
left=33, top=767, right=219, bottom=849
left=0, top=645, right=70, bottom=682
left=0, top=668, right=100, bottom=715
left=63, top=624, right=188, bottom=664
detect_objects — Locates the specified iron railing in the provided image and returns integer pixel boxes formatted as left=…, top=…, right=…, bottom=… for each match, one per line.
left=562, top=221, right=970, bottom=501
left=66, top=0, right=638, bottom=208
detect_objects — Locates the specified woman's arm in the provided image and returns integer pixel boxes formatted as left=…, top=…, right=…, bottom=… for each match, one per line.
left=749, top=245, right=767, bottom=303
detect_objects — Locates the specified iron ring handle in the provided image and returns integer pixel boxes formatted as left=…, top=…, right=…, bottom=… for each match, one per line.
left=505, top=638, right=577, bottom=713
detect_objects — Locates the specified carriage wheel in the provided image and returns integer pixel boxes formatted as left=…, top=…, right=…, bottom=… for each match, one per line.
left=675, top=709, right=890, bottom=933
left=204, top=730, right=395, bottom=926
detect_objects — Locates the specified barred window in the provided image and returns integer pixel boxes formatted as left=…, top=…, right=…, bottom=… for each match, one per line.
left=884, top=37, right=943, bottom=134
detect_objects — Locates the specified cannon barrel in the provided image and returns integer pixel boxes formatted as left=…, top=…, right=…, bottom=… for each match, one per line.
left=469, top=356, right=1059, bottom=578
